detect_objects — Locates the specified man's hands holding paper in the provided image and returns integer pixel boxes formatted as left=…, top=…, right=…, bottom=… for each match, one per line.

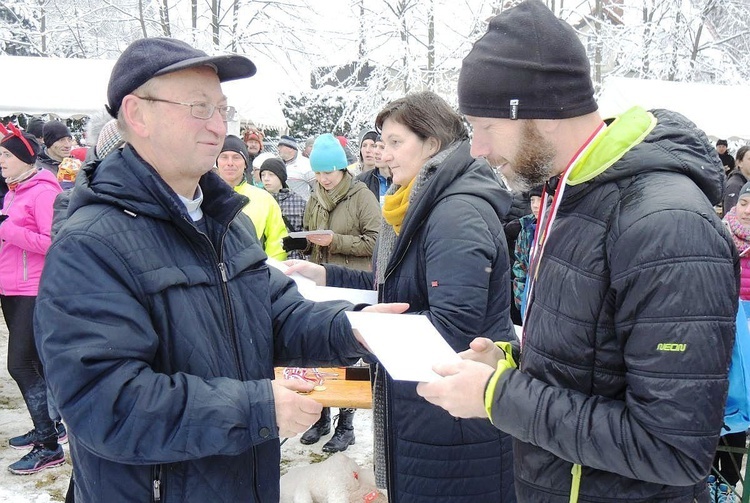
left=416, top=337, right=506, bottom=419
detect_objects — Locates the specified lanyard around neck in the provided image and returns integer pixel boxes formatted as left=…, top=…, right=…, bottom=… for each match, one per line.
left=521, top=122, right=607, bottom=337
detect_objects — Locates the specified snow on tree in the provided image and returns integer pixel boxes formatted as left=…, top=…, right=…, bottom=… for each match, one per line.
left=2, top=0, right=748, bottom=130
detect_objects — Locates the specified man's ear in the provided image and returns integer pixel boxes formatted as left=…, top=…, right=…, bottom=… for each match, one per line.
left=120, top=95, right=150, bottom=139
left=533, top=118, right=560, bottom=136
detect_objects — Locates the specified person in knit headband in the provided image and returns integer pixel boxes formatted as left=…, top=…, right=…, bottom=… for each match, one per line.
left=0, top=124, right=43, bottom=192
left=0, top=122, right=65, bottom=475
left=416, top=1, right=737, bottom=502
left=0, top=125, right=39, bottom=170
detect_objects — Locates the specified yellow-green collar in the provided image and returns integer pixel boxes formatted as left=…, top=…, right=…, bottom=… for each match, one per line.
left=567, top=106, right=657, bottom=186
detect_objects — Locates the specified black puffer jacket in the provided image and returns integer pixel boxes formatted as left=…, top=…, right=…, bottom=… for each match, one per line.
left=488, top=110, right=738, bottom=502
left=35, top=146, right=366, bottom=503
left=356, top=167, right=392, bottom=202
left=327, top=140, right=517, bottom=503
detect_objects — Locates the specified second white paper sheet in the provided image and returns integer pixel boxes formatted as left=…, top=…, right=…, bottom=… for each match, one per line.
left=346, top=311, right=460, bottom=382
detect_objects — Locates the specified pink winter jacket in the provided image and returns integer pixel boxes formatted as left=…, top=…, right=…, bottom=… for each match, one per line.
left=0, top=169, right=61, bottom=296
left=741, top=255, right=750, bottom=301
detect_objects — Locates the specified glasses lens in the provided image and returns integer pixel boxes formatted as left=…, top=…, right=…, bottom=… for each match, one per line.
left=191, top=103, right=213, bottom=119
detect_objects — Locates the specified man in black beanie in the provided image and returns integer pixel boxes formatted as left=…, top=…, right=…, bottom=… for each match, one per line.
left=215, top=134, right=288, bottom=261
left=26, top=118, right=46, bottom=144
left=37, top=120, right=74, bottom=175
left=417, top=1, right=737, bottom=502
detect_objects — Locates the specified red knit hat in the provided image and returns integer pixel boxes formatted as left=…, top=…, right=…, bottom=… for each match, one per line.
left=243, top=128, right=264, bottom=150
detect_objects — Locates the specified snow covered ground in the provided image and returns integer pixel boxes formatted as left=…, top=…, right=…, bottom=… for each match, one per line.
left=0, top=319, right=376, bottom=502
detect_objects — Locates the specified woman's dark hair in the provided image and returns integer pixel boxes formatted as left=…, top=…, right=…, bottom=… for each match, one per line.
left=375, top=91, right=468, bottom=152
left=737, top=145, right=750, bottom=163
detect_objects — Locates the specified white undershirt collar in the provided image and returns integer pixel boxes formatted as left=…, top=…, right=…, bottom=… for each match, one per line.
left=177, top=185, right=204, bottom=221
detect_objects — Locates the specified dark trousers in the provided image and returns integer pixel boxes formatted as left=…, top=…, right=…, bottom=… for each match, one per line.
left=713, top=431, right=747, bottom=486
left=2, top=295, right=56, bottom=443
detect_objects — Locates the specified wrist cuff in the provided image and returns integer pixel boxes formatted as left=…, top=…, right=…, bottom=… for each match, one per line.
left=494, top=341, right=518, bottom=369
left=484, top=359, right=514, bottom=424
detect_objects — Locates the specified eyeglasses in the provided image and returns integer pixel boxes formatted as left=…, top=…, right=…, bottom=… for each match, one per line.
left=135, top=96, right=237, bottom=122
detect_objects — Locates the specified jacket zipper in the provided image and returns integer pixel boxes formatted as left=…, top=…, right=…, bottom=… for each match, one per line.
left=22, top=251, right=27, bottom=281
left=182, top=207, right=262, bottom=502
left=215, top=262, right=242, bottom=380
left=379, top=231, right=416, bottom=502
left=189, top=214, right=244, bottom=379
left=212, top=215, right=263, bottom=503
left=152, top=465, right=162, bottom=502
left=0, top=193, right=15, bottom=294
left=383, top=237, right=413, bottom=284
left=569, top=463, right=581, bottom=503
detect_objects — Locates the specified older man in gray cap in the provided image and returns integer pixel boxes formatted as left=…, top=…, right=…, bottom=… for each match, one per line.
left=418, top=1, right=737, bottom=502
left=35, top=37, right=405, bottom=503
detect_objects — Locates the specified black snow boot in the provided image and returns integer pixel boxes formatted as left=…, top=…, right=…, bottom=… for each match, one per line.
left=322, top=408, right=356, bottom=453
left=300, top=407, right=331, bottom=445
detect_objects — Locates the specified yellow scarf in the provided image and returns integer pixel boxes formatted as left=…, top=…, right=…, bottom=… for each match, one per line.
left=382, top=178, right=415, bottom=235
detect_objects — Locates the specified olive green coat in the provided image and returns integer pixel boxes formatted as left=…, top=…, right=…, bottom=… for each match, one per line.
left=303, top=178, right=380, bottom=271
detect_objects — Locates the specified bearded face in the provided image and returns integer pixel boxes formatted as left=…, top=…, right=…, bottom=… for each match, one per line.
left=493, top=121, right=556, bottom=192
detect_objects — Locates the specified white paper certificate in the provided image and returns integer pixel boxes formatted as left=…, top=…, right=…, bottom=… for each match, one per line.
left=345, top=311, right=461, bottom=382
left=266, top=258, right=378, bottom=305
left=287, top=230, right=335, bottom=239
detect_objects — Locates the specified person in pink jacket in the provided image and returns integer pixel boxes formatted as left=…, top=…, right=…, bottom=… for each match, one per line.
left=718, top=180, right=750, bottom=499
left=0, top=124, right=64, bottom=475
left=724, top=181, right=750, bottom=301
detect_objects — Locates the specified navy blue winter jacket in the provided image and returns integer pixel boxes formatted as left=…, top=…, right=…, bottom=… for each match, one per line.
left=35, top=145, right=367, bottom=503
left=326, top=140, right=517, bottom=503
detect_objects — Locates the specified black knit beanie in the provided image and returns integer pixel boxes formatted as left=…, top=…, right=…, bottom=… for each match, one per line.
left=458, top=0, right=598, bottom=120
left=43, top=121, right=72, bottom=148
left=219, top=135, right=249, bottom=168
left=528, top=184, right=544, bottom=198
left=259, top=158, right=288, bottom=188
left=26, top=118, right=45, bottom=139
left=359, top=129, right=379, bottom=148
left=1, top=131, right=40, bottom=165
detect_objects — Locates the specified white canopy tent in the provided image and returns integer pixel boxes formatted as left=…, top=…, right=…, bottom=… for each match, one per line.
left=597, top=77, right=750, bottom=141
left=0, top=55, right=288, bottom=132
